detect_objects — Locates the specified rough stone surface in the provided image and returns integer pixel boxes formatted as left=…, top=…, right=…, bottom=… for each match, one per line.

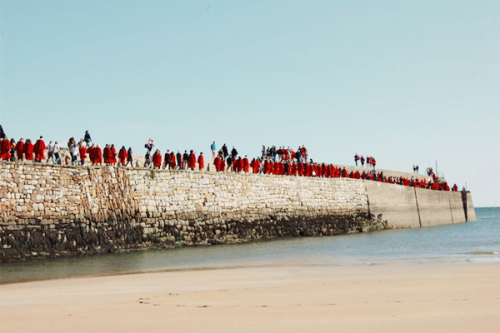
left=0, top=161, right=474, bottom=262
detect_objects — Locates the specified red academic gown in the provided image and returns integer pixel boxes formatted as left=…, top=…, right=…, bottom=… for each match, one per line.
left=94, top=147, right=102, bottom=164
left=24, top=142, right=34, bottom=161
left=110, top=147, right=117, bottom=164
left=1, top=139, right=11, bottom=160
left=198, top=154, right=204, bottom=170
left=118, top=148, right=128, bottom=165
left=153, top=152, right=162, bottom=168
left=170, top=153, right=176, bottom=169
left=103, top=147, right=111, bottom=164
left=243, top=158, right=249, bottom=173
left=255, top=160, right=261, bottom=173
left=188, top=153, right=196, bottom=170
left=34, top=139, right=46, bottom=160
left=79, top=146, right=87, bottom=162
left=15, top=141, right=25, bottom=160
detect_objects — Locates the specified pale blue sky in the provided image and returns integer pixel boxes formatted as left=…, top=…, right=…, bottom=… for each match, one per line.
left=1, top=0, right=499, bottom=207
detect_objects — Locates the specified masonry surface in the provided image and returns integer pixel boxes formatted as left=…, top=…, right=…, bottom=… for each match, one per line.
left=0, top=162, right=475, bottom=262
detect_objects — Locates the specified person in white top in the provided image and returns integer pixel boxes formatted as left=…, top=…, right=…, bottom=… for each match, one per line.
left=46, top=141, right=55, bottom=163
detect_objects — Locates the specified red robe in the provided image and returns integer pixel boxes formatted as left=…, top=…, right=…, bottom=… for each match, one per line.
left=79, top=146, right=87, bottom=161
left=110, top=147, right=117, bottom=164
left=1, top=139, right=11, bottom=160
left=15, top=141, right=25, bottom=160
left=243, top=158, right=249, bottom=173
left=152, top=152, right=162, bottom=168
left=118, top=148, right=128, bottom=165
left=93, top=147, right=102, bottom=164
left=24, top=142, right=34, bottom=161
left=214, top=156, right=221, bottom=171
left=103, top=147, right=111, bottom=164
left=170, top=153, right=176, bottom=169
left=34, top=139, right=46, bottom=160
left=188, top=153, right=196, bottom=170
left=341, top=168, right=348, bottom=178
left=198, top=154, right=204, bottom=170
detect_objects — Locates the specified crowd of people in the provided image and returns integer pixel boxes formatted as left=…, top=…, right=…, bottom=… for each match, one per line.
left=0, top=126, right=459, bottom=192
left=354, top=154, right=377, bottom=168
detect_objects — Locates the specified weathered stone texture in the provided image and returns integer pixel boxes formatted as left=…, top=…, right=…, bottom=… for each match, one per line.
left=0, top=162, right=388, bottom=261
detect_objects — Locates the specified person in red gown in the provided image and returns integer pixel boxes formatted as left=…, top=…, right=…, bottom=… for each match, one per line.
left=93, top=145, right=102, bottom=165
left=79, top=143, right=87, bottom=166
left=243, top=156, right=249, bottom=173
left=152, top=150, right=162, bottom=169
left=1, top=135, right=11, bottom=160
left=198, top=152, right=204, bottom=171
left=188, top=150, right=196, bottom=170
left=15, top=138, right=25, bottom=161
left=170, top=152, right=176, bottom=170
left=339, top=167, right=346, bottom=178
left=34, top=136, right=46, bottom=162
left=118, top=146, right=128, bottom=166
left=214, top=156, right=221, bottom=172
left=110, top=144, right=117, bottom=165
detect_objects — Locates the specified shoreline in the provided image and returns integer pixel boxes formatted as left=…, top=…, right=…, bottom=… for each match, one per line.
left=1, top=261, right=499, bottom=333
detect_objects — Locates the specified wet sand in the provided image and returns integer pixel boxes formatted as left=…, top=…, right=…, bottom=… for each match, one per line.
left=1, top=262, right=499, bottom=333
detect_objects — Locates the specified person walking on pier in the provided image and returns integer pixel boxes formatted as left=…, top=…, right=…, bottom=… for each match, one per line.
left=188, top=150, right=196, bottom=170
left=15, top=138, right=24, bottom=161
left=1, top=135, right=11, bottom=161
left=84, top=130, right=92, bottom=147
left=34, top=136, right=46, bottom=163
left=118, top=146, right=128, bottom=166
left=198, top=152, right=204, bottom=171
left=125, top=147, right=133, bottom=167
left=211, top=141, right=216, bottom=161
left=46, top=141, right=55, bottom=163
left=164, top=150, right=171, bottom=169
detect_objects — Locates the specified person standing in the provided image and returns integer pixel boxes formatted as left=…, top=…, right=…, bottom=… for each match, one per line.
left=110, top=144, right=117, bottom=165
left=183, top=150, right=189, bottom=170
left=354, top=153, right=360, bottom=166
left=15, top=138, right=25, bottom=161
left=125, top=147, right=133, bottom=167
left=118, top=146, right=128, bottom=166
left=54, top=141, right=61, bottom=164
left=1, top=135, right=11, bottom=160
left=198, top=152, right=204, bottom=171
left=46, top=141, right=55, bottom=163
left=176, top=150, right=182, bottom=170
left=211, top=141, right=216, bottom=161
left=152, top=149, right=162, bottom=169
left=79, top=142, right=87, bottom=166
left=69, top=141, right=79, bottom=165
left=222, top=144, right=228, bottom=159
left=188, top=150, right=196, bottom=170
left=34, top=136, right=46, bottom=162
left=144, top=150, right=151, bottom=168
left=169, top=151, right=176, bottom=170
left=164, top=150, right=171, bottom=169
left=103, top=144, right=111, bottom=165
left=84, top=130, right=92, bottom=147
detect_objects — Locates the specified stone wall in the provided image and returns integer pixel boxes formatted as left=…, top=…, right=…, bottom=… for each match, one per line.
left=0, top=162, right=475, bottom=262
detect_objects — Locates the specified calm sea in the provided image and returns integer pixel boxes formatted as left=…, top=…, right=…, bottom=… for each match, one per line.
left=1, top=207, right=499, bottom=284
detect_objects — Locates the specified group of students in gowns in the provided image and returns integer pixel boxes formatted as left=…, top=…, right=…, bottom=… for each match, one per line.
left=148, top=149, right=205, bottom=171
left=1, top=136, right=46, bottom=162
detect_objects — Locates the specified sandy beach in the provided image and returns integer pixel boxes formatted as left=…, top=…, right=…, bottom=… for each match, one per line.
left=1, top=262, right=499, bottom=333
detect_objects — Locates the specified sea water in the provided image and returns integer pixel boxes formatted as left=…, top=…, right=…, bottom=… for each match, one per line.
left=1, top=207, right=499, bottom=284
